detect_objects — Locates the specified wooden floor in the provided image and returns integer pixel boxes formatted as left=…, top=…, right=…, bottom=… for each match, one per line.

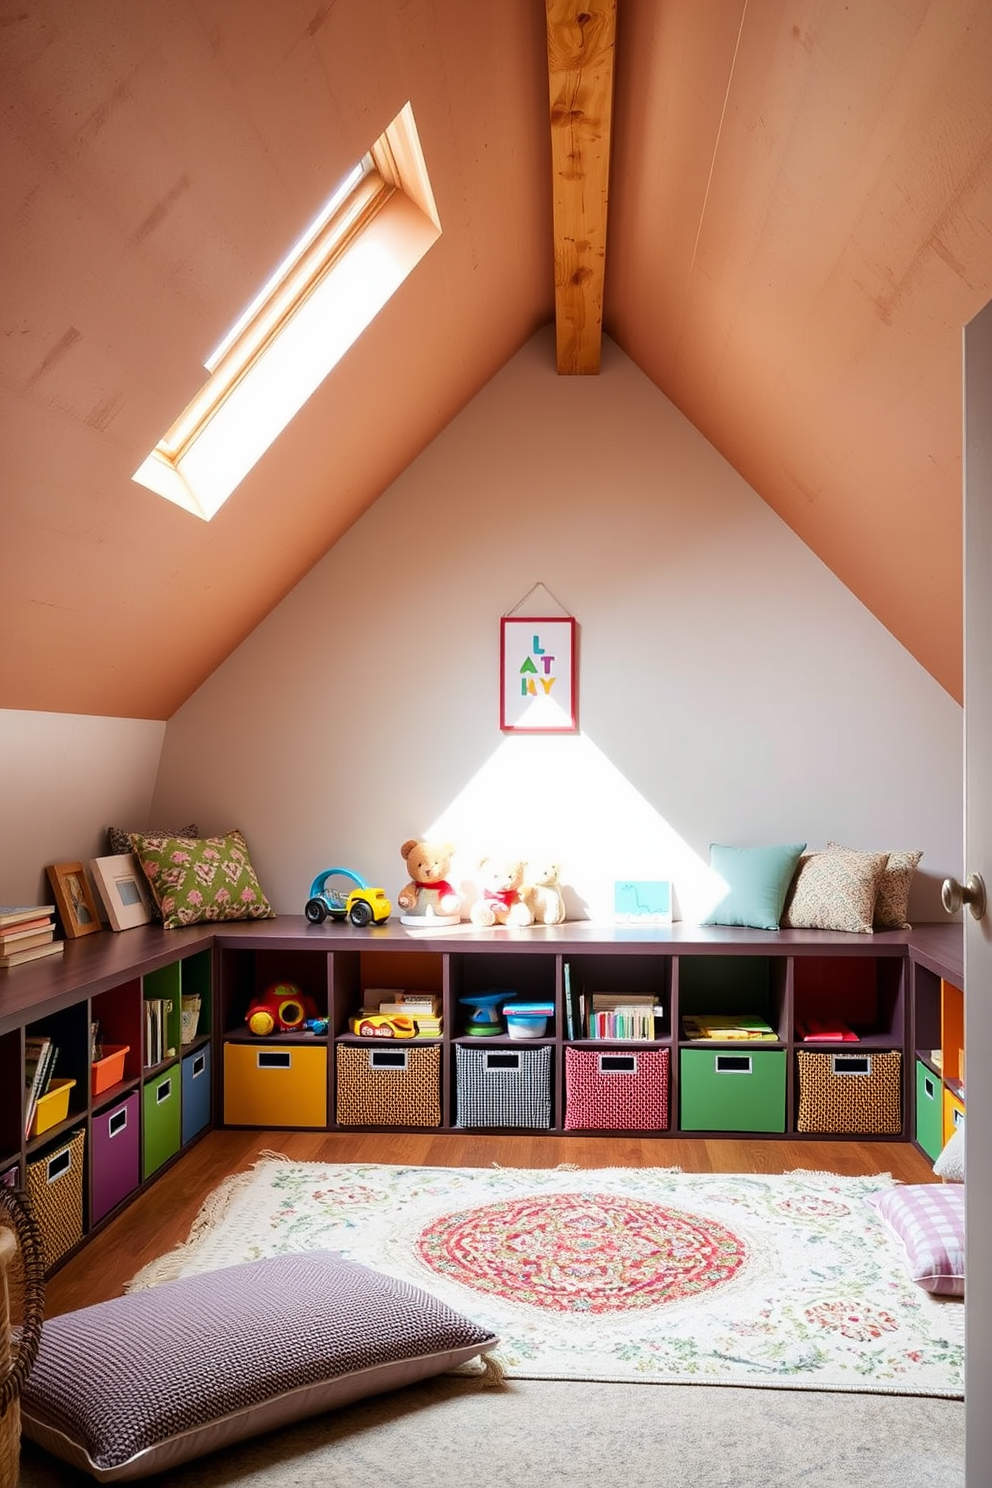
left=44, top=1128, right=938, bottom=1319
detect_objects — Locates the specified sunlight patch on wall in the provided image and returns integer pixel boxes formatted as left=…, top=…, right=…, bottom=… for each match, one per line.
left=423, top=731, right=722, bottom=923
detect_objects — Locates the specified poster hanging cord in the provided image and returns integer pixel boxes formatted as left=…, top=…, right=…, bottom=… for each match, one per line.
left=504, top=582, right=572, bottom=618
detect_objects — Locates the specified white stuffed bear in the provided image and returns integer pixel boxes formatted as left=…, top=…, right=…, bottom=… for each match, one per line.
left=470, top=857, right=534, bottom=928
left=526, top=861, right=566, bottom=925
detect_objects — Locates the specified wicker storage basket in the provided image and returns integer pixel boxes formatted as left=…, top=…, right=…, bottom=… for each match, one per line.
left=0, top=1186, right=45, bottom=1488
left=24, top=1128, right=86, bottom=1272
left=796, top=1050, right=902, bottom=1134
left=336, top=1043, right=441, bottom=1127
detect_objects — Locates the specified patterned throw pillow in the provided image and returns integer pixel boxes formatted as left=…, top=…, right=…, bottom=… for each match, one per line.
left=129, top=829, right=276, bottom=928
left=827, top=842, right=922, bottom=929
left=106, top=824, right=198, bottom=856
left=21, top=1251, right=499, bottom=1479
left=781, top=849, right=889, bottom=933
left=867, top=1186, right=965, bottom=1296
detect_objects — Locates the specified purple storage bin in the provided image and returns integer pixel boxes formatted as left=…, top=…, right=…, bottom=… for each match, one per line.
left=91, top=1091, right=140, bottom=1225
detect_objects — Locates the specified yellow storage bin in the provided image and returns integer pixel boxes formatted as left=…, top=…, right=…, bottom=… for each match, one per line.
left=30, top=1078, right=77, bottom=1138
left=223, top=1041, right=327, bottom=1128
left=943, top=1087, right=965, bottom=1147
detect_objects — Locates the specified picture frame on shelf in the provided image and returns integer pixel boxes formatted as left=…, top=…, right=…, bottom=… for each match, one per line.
left=46, top=861, right=102, bottom=939
left=89, top=853, right=156, bottom=932
left=613, top=880, right=673, bottom=926
left=500, top=616, right=577, bottom=733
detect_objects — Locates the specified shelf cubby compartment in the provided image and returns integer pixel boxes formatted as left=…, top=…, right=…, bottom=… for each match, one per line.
left=24, top=1001, right=91, bottom=1151
left=90, top=977, right=142, bottom=1108
left=448, top=951, right=557, bottom=1039
left=792, top=955, right=905, bottom=1047
left=220, top=947, right=330, bottom=1039
left=564, top=952, right=670, bottom=1043
left=678, top=955, right=785, bottom=1042
left=1, top=1030, right=22, bottom=1163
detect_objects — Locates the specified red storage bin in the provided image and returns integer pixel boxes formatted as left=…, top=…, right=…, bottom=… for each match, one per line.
left=564, top=1046, right=669, bottom=1130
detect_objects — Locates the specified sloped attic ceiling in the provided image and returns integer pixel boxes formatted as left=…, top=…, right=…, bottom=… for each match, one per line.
left=2, top=0, right=990, bottom=718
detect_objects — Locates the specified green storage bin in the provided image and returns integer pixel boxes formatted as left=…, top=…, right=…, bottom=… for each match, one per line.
left=680, top=1047, right=786, bottom=1132
left=915, top=1059, right=944, bottom=1160
left=142, top=1064, right=181, bottom=1179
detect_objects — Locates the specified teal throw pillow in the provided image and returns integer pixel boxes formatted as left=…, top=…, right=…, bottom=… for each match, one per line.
left=701, top=843, right=806, bottom=931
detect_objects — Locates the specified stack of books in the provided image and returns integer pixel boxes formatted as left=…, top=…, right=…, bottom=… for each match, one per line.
left=585, top=992, right=663, bottom=1041
left=0, top=904, right=62, bottom=968
left=144, top=997, right=175, bottom=1065
left=24, top=1033, right=59, bottom=1137
left=374, top=989, right=443, bottom=1037
left=681, top=1012, right=778, bottom=1041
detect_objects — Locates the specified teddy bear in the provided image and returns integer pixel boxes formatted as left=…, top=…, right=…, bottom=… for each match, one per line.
left=525, top=860, right=566, bottom=925
left=470, top=856, right=535, bottom=928
left=397, top=839, right=462, bottom=925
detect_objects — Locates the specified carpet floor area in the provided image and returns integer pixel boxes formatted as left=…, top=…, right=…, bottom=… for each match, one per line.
left=128, top=1156, right=964, bottom=1397
left=18, top=1376, right=964, bottom=1488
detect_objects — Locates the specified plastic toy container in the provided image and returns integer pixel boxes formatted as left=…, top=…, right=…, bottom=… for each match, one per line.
left=91, top=1044, right=130, bottom=1096
left=31, top=1077, right=77, bottom=1137
left=505, top=1014, right=548, bottom=1039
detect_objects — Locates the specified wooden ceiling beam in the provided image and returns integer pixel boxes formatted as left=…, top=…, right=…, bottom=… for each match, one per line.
left=546, top=0, right=616, bottom=374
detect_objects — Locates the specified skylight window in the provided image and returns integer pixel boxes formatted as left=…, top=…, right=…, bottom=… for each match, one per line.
left=133, top=102, right=441, bottom=521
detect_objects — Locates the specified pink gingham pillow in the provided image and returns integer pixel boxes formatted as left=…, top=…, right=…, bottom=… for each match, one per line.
left=868, top=1185, right=965, bottom=1296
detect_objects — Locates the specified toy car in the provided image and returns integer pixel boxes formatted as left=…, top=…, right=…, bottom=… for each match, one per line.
left=305, top=867, right=391, bottom=927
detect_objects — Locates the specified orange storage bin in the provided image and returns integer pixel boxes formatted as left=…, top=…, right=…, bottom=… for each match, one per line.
left=91, top=1044, right=130, bottom=1096
left=31, top=1077, right=76, bottom=1137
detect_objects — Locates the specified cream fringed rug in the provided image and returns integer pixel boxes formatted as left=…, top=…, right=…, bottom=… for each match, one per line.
left=128, top=1157, right=963, bottom=1397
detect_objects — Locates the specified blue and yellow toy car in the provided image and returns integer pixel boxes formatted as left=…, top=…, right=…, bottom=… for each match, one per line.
left=304, top=867, right=391, bottom=928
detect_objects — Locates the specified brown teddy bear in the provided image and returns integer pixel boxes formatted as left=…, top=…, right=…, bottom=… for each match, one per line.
left=525, top=860, right=567, bottom=925
left=397, top=840, right=462, bottom=925
left=470, top=856, right=535, bottom=928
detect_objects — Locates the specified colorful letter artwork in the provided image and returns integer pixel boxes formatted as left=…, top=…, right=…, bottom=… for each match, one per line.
left=500, top=616, right=577, bottom=733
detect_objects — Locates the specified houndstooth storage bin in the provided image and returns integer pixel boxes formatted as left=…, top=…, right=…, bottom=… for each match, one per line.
left=796, top=1049, right=902, bottom=1134
left=455, top=1043, right=552, bottom=1128
left=335, top=1043, right=441, bottom=1127
left=564, top=1046, right=669, bottom=1131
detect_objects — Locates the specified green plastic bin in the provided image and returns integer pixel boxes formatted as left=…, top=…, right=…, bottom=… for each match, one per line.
left=680, top=1047, right=786, bottom=1132
left=915, top=1058, right=944, bottom=1161
left=142, top=1064, right=181, bottom=1179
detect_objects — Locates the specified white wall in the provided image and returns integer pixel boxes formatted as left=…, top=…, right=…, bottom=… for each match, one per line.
left=0, top=710, right=166, bottom=906
left=147, top=330, right=963, bottom=923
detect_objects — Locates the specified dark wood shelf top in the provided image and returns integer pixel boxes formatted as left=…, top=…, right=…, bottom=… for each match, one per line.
left=1, top=916, right=965, bottom=1038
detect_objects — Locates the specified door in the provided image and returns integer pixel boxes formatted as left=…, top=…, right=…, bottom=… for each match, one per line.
left=963, top=297, right=992, bottom=1487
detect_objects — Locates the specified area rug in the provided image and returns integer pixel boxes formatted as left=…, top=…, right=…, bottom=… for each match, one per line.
left=127, top=1157, right=964, bottom=1397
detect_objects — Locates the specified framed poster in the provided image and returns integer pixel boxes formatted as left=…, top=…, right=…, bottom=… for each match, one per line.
left=500, top=616, right=577, bottom=733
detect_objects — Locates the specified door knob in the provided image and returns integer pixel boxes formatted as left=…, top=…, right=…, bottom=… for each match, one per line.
left=941, top=872, right=987, bottom=920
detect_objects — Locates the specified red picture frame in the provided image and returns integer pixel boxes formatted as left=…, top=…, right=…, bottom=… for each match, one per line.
left=500, top=616, right=577, bottom=733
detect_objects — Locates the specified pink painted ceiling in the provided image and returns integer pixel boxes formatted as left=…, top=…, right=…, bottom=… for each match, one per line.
left=3, top=0, right=990, bottom=717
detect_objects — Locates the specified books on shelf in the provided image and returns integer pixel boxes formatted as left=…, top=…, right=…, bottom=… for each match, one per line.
left=585, top=992, right=663, bottom=1041
left=0, top=938, right=63, bottom=969
left=796, top=1016, right=859, bottom=1042
left=0, top=904, right=55, bottom=929
left=377, top=993, right=442, bottom=1016
left=0, top=905, right=60, bottom=967
left=24, top=1034, right=59, bottom=1138
left=0, top=921, right=56, bottom=954
left=681, top=1013, right=777, bottom=1041
left=144, top=997, right=175, bottom=1066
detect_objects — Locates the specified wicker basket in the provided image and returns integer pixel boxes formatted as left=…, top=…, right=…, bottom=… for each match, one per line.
left=0, top=1186, right=46, bottom=1488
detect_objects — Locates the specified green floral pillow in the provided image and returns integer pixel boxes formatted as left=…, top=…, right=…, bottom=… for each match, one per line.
left=130, top=830, right=276, bottom=928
